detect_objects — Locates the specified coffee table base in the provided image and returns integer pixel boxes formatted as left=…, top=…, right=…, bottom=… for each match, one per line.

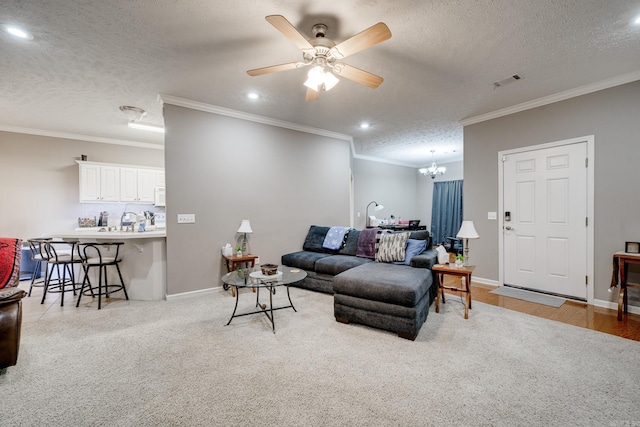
left=225, top=284, right=297, bottom=333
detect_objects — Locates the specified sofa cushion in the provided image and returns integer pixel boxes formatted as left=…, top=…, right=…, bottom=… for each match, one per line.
left=338, top=230, right=361, bottom=256
left=375, top=232, right=409, bottom=263
left=333, top=262, right=432, bottom=307
left=356, top=228, right=380, bottom=259
left=302, top=226, right=336, bottom=254
left=393, top=238, right=427, bottom=266
left=281, top=250, right=332, bottom=271
left=315, top=255, right=373, bottom=276
left=410, top=248, right=438, bottom=269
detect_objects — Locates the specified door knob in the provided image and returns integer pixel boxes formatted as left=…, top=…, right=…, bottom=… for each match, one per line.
left=505, top=226, right=513, bottom=231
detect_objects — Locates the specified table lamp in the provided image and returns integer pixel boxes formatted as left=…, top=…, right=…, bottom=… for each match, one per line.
left=366, top=201, right=384, bottom=228
left=456, top=220, right=479, bottom=266
left=237, top=220, right=253, bottom=255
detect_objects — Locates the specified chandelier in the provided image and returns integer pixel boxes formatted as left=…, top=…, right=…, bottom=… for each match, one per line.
left=419, top=150, right=446, bottom=179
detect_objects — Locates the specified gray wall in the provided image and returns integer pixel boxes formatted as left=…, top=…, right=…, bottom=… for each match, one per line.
left=163, top=105, right=351, bottom=296
left=0, top=131, right=164, bottom=240
left=464, top=80, right=640, bottom=303
left=352, top=159, right=421, bottom=230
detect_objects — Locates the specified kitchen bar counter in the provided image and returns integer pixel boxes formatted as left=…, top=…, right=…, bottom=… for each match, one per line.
left=45, top=229, right=166, bottom=301
left=51, top=228, right=166, bottom=240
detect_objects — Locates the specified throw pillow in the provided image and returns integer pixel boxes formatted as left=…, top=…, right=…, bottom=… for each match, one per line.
left=393, top=239, right=427, bottom=265
left=375, top=232, right=409, bottom=263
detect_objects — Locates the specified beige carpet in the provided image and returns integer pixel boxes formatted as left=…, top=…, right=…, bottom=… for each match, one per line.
left=2, top=287, right=639, bottom=426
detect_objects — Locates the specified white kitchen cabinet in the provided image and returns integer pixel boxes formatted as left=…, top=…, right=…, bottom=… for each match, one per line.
left=155, top=170, right=165, bottom=187
left=79, top=163, right=120, bottom=202
left=120, top=167, right=156, bottom=203
left=78, top=161, right=164, bottom=204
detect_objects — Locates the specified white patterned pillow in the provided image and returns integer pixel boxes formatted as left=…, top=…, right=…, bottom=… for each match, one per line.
left=375, top=232, right=410, bottom=263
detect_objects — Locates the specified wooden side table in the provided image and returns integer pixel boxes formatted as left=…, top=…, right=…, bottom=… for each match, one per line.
left=611, top=251, right=640, bottom=321
left=222, top=254, right=258, bottom=297
left=433, top=263, right=476, bottom=319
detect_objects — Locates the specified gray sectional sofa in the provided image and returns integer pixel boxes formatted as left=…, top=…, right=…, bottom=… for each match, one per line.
left=281, top=225, right=439, bottom=340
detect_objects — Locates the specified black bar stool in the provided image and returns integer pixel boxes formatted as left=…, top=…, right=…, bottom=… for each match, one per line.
left=26, top=238, right=52, bottom=297
left=76, top=242, right=129, bottom=310
left=40, top=240, right=82, bottom=306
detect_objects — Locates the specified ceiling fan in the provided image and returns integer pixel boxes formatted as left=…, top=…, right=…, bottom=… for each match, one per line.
left=247, top=15, right=392, bottom=101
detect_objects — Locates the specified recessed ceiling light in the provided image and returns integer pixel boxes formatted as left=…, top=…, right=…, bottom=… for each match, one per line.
left=3, top=25, right=33, bottom=40
left=247, top=92, right=259, bottom=100
left=635, top=15, right=640, bottom=25
left=360, top=122, right=370, bottom=129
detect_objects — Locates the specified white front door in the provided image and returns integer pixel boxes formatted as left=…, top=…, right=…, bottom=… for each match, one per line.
left=502, top=142, right=588, bottom=299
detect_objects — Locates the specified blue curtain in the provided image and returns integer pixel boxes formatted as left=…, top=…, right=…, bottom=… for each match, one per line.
left=430, top=180, right=464, bottom=245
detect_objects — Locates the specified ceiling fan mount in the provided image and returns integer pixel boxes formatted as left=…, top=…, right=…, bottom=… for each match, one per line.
left=247, top=15, right=392, bottom=101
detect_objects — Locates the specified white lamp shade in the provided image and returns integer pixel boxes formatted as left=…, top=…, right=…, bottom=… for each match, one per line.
left=456, top=221, right=479, bottom=239
left=374, top=204, right=384, bottom=212
left=237, top=220, right=253, bottom=234
left=323, top=71, right=340, bottom=91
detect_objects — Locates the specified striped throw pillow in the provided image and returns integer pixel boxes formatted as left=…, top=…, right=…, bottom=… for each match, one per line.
left=375, top=232, right=409, bottom=263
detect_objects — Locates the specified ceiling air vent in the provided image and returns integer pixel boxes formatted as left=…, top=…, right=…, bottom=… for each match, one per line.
left=493, top=74, right=522, bottom=88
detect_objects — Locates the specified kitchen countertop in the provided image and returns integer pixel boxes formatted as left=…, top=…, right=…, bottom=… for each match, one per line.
left=47, top=229, right=166, bottom=240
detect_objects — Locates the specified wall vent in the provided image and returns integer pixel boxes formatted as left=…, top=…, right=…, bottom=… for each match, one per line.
left=493, top=74, right=522, bottom=88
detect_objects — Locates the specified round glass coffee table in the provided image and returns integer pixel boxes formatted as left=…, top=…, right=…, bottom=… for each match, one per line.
left=221, top=266, right=307, bottom=333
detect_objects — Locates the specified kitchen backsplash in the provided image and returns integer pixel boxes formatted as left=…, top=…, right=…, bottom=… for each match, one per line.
left=78, top=202, right=165, bottom=228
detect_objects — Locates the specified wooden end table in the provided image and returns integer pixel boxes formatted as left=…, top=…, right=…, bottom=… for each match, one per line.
left=433, top=263, right=476, bottom=319
left=611, top=251, right=640, bottom=320
left=222, top=254, right=259, bottom=297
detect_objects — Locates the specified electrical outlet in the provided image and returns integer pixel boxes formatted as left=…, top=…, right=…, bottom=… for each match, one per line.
left=488, top=212, right=497, bottom=220
left=177, top=214, right=195, bottom=224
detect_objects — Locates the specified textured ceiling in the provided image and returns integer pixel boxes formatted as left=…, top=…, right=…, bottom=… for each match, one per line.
left=1, top=0, right=639, bottom=166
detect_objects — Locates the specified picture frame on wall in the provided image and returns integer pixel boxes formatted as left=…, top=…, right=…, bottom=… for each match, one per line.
left=625, top=241, right=640, bottom=254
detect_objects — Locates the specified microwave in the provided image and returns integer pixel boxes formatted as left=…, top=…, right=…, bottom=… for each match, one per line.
left=154, top=187, right=166, bottom=207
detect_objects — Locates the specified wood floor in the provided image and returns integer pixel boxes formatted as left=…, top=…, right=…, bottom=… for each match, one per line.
left=442, top=277, right=640, bottom=341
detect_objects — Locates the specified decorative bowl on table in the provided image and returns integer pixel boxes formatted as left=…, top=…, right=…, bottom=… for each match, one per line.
left=260, top=264, right=278, bottom=275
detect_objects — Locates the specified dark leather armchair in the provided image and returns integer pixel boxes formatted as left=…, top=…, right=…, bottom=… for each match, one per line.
left=0, top=237, right=26, bottom=371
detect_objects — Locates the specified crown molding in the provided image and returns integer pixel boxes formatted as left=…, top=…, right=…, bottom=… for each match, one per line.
left=352, top=153, right=417, bottom=168
left=159, top=94, right=353, bottom=142
left=460, top=70, right=640, bottom=126
left=158, top=95, right=421, bottom=168
left=0, top=124, right=163, bottom=149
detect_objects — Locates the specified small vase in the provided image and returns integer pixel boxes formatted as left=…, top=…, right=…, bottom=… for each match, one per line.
left=455, top=259, right=463, bottom=268
left=236, top=250, right=243, bottom=257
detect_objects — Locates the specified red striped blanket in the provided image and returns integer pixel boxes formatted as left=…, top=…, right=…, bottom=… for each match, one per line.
left=0, top=238, right=22, bottom=289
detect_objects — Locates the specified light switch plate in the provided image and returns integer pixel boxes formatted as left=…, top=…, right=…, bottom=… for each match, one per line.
left=488, top=212, right=497, bottom=220
left=177, top=213, right=195, bottom=223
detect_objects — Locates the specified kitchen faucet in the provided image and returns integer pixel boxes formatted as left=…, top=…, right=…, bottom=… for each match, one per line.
left=120, top=211, right=139, bottom=231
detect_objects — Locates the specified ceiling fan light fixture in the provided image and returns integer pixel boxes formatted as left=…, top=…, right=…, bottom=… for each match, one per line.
left=323, top=71, right=339, bottom=91
left=305, top=66, right=325, bottom=88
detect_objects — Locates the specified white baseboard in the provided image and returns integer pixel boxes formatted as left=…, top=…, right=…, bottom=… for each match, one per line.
left=593, top=297, right=640, bottom=315
left=472, top=276, right=500, bottom=287
left=472, top=278, right=640, bottom=314
left=166, top=286, right=221, bottom=300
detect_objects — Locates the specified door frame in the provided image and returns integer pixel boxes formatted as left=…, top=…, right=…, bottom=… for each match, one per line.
left=497, top=135, right=595, bottom=304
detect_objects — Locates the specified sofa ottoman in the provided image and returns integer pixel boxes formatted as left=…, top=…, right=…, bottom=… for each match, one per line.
left=333, top=262, right=433, bottom=340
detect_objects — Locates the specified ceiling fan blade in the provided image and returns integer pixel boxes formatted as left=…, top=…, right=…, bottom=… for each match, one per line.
left=333, top=64, right=383, bottom=89
left=247, top=62, right=307, bottom=76
left=330, top=22, right=391, bottom=59
left=306, top=88, right=319, bottom=102
left=265, top=15, right=313, bottom=51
